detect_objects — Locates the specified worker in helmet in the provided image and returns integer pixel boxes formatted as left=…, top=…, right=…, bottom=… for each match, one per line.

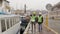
left=31, top=12, right=36, bottom=34
left=38, top=13, right=43, bottom=32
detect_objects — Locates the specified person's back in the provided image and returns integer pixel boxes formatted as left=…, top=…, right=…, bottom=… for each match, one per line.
left=21, top=17, right=28, bottom=28
left=25, top=15, right=30, bottom=23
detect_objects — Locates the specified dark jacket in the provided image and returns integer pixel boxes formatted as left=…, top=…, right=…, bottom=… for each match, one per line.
left=35, top=17, right=38, bottom=22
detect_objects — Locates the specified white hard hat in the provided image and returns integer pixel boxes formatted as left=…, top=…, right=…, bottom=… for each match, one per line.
left=39, top=13, right=42, bottom=14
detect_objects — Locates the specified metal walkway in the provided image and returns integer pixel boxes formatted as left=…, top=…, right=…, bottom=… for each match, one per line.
left=17, top=15, right=58, bottom=34
left=23, top=22, right=56, bottom=34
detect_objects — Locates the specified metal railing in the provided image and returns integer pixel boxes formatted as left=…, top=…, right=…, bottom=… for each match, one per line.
left=23, top=21, right=31, bottom=34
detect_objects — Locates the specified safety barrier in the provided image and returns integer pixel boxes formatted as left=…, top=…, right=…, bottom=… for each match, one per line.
left=23, top=21, right=31, bottom=34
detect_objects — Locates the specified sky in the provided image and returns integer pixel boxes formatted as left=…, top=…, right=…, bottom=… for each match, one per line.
left=7, top=0, right=60, bottom=10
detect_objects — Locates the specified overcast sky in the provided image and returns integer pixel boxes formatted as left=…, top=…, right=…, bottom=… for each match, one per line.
left=7, top=0, right=60, bottom=10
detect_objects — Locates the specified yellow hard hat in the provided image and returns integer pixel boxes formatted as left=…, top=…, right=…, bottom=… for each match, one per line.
left=33, top=12, right=36, bottom=14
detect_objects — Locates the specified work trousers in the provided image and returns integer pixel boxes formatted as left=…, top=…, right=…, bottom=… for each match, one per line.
left=31, top=22, right=36, bottom=34
left=38, top=23, right=42, bottom=32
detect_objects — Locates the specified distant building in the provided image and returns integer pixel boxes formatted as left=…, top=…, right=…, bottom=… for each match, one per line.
left=12, top=9, right=33, bottom=15
left=12, top=9, right=25, bottom=15
left=47, top=2, right=60, bottom=18
left=0, top=0, right=2, bottom=6
left=0, top=0, right=11, bottom=13
left=3, top=0, right=11, bottom=13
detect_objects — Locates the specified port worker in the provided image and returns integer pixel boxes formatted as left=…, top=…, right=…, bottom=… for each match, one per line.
left=31, top=12, right=36, bottom=34
left=38, top=13, right=43, bottom=32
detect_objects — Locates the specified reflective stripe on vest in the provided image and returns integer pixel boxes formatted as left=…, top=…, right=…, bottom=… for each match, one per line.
left=31, top=16, right=36, bottom=22
left=38, top=16, right=43, bottom=22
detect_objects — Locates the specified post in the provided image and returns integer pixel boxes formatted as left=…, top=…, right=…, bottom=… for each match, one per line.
left=0, top=19, right=2, bottom=33
left=45, top=15, right=48, bottom=26
left=24, top=4, right=26, bottom=14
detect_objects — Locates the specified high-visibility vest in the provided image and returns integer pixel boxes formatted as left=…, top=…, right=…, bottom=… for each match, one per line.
left=31, top=16, right=36, bottom=22
left=38, top=16, right=43, bottom=23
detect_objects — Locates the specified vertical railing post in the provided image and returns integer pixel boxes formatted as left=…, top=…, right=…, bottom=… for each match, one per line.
left=45, top=15, right=48, bottom=26
left=9, top=17, right=11, bottom=28
left=5, top=18, right=7, bottom=30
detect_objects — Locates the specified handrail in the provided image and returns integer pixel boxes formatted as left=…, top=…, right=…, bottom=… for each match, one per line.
left=23, top=21, right=31, bottom=34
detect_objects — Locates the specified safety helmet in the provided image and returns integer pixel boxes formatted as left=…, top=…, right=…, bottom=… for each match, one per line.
left=33, top=12, right=36, bottom=14
left=39, top=12, right=42, bottom=15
